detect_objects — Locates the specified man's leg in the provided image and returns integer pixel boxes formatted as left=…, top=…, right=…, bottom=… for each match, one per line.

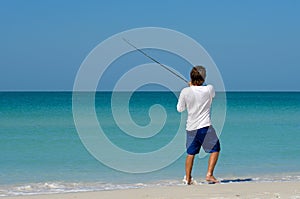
left=206, top=152, right=219, bottom=183
left=185, top=154, right=195, bottom=184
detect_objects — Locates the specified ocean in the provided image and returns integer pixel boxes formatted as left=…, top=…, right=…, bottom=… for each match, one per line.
left=0, top=92, right=300, bottom=196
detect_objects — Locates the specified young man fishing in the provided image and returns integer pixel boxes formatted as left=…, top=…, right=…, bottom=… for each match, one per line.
left=177, top=66, right=221, bottom=185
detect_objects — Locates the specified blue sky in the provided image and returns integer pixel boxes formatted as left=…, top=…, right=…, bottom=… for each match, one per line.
left=0, top=0, right=299, bottom=91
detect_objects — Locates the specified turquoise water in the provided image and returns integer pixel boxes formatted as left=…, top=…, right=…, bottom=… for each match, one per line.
left=0, top=92, right=300, bottom=196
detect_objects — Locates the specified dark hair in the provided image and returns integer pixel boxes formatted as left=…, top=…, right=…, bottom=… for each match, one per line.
left=190, top=66, right=205, bottom=86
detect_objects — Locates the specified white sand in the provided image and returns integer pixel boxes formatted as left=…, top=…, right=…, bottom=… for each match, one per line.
left=4, top=182, right=300, bottom=199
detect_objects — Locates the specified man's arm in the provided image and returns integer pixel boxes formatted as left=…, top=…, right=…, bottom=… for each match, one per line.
left=207, top=85, right=215, bottom=99
left=177, top=91, right=186, bottom=112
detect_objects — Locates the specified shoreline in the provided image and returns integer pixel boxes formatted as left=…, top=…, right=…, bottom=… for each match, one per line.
left=1, top=173, right=300, bottom=197
left=3, top=181, right=300, bottom=199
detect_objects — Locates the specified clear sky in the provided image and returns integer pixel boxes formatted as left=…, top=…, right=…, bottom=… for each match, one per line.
left=0, top=0, right=299, bottom=91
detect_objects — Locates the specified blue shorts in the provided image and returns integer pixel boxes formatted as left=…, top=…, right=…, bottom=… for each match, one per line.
left=186, top=126, right=221, bottom=155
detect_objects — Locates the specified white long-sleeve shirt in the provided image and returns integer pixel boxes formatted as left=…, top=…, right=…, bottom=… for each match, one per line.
left=177, top=85, right=215, bottom=131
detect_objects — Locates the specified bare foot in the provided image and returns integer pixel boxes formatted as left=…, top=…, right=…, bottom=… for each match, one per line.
left=206, top=175, right=219, bottom=184
left=183, top=176, right=196, bottom=185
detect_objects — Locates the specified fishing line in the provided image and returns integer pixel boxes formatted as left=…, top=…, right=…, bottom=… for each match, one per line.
left=122, top=38, right=188, bottom=84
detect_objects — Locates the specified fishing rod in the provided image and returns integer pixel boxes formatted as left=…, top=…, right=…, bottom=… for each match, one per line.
left=122, top=38, right=188, bottom=84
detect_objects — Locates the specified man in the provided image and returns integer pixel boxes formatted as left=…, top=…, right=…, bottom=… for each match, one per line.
left=177, top=66, right=221, bottom=185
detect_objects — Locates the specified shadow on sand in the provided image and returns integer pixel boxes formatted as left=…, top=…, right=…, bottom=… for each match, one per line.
left=220, top=178, right=253, bottom=183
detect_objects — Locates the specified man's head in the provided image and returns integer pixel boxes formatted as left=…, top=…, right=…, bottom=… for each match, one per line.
left=190, top=66, right=206, bottom=86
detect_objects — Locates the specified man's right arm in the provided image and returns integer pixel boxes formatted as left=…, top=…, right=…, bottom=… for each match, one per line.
left=177, top=91, right=186, bottom=112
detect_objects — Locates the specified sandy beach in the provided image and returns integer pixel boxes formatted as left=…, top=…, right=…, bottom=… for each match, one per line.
left=4, top=181, right=300, bottom=199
